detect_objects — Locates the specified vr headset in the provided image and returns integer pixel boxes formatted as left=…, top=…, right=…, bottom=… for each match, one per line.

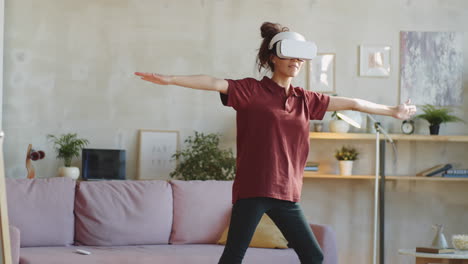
left=268, top=32, right=317, bottom=60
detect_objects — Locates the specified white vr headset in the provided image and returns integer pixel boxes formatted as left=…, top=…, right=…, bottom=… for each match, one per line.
left=268, top=32, right=317, bottom=60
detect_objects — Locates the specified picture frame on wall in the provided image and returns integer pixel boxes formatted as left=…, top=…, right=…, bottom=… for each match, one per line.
left=307, top=53, right=336, bottom=93
left=137, top=129, right=179, bottom=180
left=399, top=31, right=463, bottom=106
left=359, top=45, right=391, bottom=77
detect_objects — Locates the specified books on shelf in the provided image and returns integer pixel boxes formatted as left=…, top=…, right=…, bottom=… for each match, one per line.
left=416, top=164, right=453, bottom=177
left=438, top=168, right=468, bottom=178
left=446, top=169, right=468, bottom=174
left=442, top=173, right=468, bottom=178
left=415, top=247, right=455, bottom=254
left=304, top=162, right=319, bottom=171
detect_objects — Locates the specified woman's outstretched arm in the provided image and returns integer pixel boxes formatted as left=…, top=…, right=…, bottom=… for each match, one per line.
left=134, top=72, right=229, bottom=94
left=327, top=96, right=417, bottom=120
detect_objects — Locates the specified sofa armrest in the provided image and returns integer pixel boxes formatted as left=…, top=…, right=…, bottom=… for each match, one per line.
left=310, top=223, right=338, bottom=264
left=9, top=225, right=20, bottom=264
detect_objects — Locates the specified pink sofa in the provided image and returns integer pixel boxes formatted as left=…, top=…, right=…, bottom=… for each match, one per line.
left=6, top=177, right=338, bottom=264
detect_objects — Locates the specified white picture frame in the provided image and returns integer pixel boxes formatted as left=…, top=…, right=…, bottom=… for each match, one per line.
left=307, top=53, right=335, bottom=93
left=359, top=45, right=391, bottom=77
left=137, top=130, right=179, bottom=180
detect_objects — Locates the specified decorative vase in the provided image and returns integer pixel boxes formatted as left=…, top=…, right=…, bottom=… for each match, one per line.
left=429, top=125, right=440, bottom=135
left=58, top=166, right=80, bottom=180
left=329, top=120, right=350, bottom=133
left=431, top=224, right=448, bottom=249
left=339, top=160, right=354, bottom=176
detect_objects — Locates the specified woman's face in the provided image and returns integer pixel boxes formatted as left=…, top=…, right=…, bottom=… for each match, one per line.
left=272, top=56, right=305, bottom=78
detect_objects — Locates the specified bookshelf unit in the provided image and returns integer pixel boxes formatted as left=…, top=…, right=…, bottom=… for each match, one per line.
left=303, top=173, right=468, bottom=181
left=306, top=132, right=468, bottom=182
left=306, top=132, right=468, bottom=264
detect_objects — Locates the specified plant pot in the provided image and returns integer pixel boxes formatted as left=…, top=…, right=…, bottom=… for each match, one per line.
left=339, top=160, right=354, bottom=176
left=58, top=166, right=80, bottom=180
left=429, top=124, right=440, bottom=135
left=329, top=120, right=350, bottom=133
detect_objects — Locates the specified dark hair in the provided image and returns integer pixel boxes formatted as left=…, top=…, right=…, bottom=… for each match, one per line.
left=256, top=22, right=289, bottom=73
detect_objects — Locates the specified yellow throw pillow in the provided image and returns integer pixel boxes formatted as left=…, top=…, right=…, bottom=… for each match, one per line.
left=217, top=214, right=288, bottom=249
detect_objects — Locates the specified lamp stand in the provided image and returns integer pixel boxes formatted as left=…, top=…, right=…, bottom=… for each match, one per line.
left=337, top=112, right=394, bottom=264
left=372, top=125, right=381, bottom=264
left=372, top=120, right=392, bottom=264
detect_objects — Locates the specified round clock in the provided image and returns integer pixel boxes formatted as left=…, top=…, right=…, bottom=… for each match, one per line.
left=401, top=120, right=415, bottom=134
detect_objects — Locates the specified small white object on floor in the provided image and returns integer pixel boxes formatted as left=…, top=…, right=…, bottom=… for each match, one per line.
left=75, top=249, right=91, bottom=255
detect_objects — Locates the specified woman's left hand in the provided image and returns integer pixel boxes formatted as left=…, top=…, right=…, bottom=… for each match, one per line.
left=393, top=99, right=417, bottom=120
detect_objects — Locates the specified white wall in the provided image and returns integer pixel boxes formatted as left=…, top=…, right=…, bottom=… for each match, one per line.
left=2, top=1, right=468, bottom=264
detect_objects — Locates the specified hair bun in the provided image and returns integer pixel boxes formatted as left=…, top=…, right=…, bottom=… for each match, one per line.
left=260, top=22, right=289, bottom=39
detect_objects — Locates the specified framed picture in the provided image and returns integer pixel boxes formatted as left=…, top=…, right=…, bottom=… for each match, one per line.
left=359, top=45, right=391, bottom=77
left=307, top=53, right=335, bottom=93
left=137, top=129, right=179, bottom=180
left=400, top=31, right=463, bottom=106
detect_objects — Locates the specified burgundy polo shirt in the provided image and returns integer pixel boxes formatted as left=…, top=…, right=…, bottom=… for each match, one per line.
left=220, top=76, right=330, bottom=204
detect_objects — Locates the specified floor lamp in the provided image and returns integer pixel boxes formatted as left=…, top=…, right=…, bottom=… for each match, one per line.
left=336, top=112, right=395, bottom=264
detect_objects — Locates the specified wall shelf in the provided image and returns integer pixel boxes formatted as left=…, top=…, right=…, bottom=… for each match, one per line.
left=309, top=132, right=468, bottom=142
left=303, top=173, right=468, bottom=182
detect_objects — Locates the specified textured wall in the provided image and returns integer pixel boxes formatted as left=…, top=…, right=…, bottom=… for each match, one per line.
left=3, top=0, right=468, bottom=264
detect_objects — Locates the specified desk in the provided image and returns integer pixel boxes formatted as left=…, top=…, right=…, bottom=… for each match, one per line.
left=399, top=249, right=468, bottom=264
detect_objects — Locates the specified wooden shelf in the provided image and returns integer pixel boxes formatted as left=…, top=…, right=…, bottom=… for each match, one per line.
left=303, top=173, right=468, bottom=181
left=309, top=132, right=468, bottom=142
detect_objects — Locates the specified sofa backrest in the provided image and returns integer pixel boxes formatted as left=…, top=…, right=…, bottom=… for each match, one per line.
left=169, top=180, right=233, bottom=244
left=74, top=180, right=173, bottom=246
left=6, top=177, right=76, bottom=247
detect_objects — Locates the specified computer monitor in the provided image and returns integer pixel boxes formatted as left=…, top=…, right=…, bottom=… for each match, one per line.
left=82, top=148, right=126, bottom=180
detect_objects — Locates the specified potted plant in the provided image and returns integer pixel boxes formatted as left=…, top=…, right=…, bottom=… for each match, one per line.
left=415, top=104, right=464, bottom=135
left=47, top=133, right=90, bottom=180
left=335, top=145, right=359, bottom=176
left=170, top=131, right=235, bottom=181
left=329, top=111, right=350, bottom=133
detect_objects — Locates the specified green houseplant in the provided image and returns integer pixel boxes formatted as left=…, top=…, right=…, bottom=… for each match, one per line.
left=47, top=133, right=89, bottom=179
left=335, top=146, right=359, bottom=176
left=335, top=146, right=359, bottom=161
left=416, top=104, right=464, bottom=135
left=170, top=131, right=236, bottom=181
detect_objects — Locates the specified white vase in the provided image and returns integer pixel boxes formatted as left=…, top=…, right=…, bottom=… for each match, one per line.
left=339, top=160, right=354, bottom=176
left=329, top=120, right=350, bottom=133
left=58, top=167, right=80, bottom=180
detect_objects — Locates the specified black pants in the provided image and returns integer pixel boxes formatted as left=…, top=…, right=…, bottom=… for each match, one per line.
left=218, top=197, right=324, bottom=264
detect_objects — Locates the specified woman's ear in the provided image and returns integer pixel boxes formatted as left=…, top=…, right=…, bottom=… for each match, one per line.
left=269, top=54, right=275, bottom=64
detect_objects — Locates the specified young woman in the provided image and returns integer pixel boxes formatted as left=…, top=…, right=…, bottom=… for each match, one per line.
left=135, top=22, right=416, bottom=264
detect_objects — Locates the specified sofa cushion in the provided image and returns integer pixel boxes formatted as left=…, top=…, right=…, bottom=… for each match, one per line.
left=217, top=214, right=288, bottom=249
left=9, top=225, right=20, bottom=264
left=169, top=180, right=233, bottom=244
left=6, top=177, right=76, bottom=247
left=75, top=180, right=173, bottom=246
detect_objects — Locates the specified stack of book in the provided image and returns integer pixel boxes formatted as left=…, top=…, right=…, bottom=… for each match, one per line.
left=304, top=162, right=319, bottom=172
left=442, top=169, right=468, bottom=178
left=415, top=247, right=455, bottom=254
left=416, top=164, right=452, bottom=177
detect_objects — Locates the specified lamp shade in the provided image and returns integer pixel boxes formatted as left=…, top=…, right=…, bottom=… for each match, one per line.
left=336, top=111, right=362, bottom=129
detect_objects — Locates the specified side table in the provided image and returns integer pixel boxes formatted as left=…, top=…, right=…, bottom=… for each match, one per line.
left=399, top=249, right=468, bottom=264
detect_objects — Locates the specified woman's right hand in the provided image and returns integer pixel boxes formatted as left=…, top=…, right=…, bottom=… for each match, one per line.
left=134, top=72, right=172, bottom=85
